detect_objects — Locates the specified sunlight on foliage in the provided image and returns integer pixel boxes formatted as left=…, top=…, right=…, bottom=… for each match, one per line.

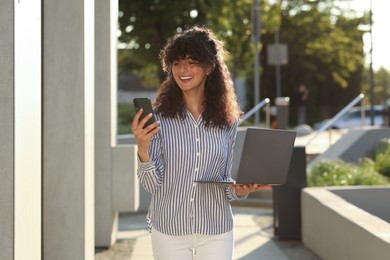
left=308, top=158, right=390, bottom=187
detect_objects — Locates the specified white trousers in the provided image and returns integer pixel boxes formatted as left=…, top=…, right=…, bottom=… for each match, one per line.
left=151, top=228, right=234, bottom=260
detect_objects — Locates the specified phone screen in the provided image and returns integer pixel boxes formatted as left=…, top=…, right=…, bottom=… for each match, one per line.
left=133, top=98, right=156, bottom=128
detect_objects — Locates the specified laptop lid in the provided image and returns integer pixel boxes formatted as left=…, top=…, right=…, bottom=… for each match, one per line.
left=235, top=128, right=296, bottom=185
left=194, top=127, right=296, bottom=185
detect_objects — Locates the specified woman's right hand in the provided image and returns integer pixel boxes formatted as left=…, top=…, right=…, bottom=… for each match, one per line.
left=230, top=183, right=270, bottom=197
left=131, top=108, right=160, bottom=162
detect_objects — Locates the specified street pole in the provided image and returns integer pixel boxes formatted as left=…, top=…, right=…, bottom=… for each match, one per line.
left=275, top=0, right=282, bottom=98
left=369, top=0, right=375, bottom=125
left=275, top=30, right=281, bottom=97
left=253, top=0, right=261, bottom=125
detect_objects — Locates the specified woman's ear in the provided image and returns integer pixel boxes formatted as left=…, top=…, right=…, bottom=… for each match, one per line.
left=207, top=65, right=215, bottom=75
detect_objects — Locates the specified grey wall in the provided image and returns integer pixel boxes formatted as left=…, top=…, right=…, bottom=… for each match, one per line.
left=331, top=187, right=390, bottom=223
left=302, top=187, right=390, bottom=260
left=1, top=1, right=42, bottom=259
left=0, top=1, right=15, bottom=259
left=94, top=0, right=118, bottom=247
left=43, top=0, right=95, bottom=258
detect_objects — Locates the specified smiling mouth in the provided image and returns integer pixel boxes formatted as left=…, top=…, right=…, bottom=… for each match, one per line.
left=180, top=76, right=193, bottom=80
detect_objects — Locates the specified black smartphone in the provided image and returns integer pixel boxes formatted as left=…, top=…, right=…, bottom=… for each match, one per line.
left=133, top=98, right=156, bottom=128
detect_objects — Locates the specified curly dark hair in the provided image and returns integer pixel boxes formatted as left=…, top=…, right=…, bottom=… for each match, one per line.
left=153, top=25, right=242, bottom=128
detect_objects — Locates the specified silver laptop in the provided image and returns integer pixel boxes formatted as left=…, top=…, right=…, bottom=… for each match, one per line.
left=194, top=127, right=297, bottom=185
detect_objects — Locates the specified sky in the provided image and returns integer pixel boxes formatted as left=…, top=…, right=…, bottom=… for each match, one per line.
left=340, top=0, right=390, bottom=70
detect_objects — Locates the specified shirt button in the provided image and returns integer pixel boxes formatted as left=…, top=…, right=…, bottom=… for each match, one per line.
left=196, top=152, right=200, bottom=156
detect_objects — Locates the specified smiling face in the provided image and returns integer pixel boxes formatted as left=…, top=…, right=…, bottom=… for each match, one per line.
left=172, top=57, right=209, bottom=94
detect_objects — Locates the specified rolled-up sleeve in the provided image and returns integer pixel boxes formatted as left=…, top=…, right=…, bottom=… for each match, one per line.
left=222, top=122, right=248, bottom=201
left=226, top=185, right=248, bottom=200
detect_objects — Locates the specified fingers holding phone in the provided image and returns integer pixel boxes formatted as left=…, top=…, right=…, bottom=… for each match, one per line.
left=133, top=98, right=157, bottom=127
left=132, top=98, right=160, bottom=162
left=133, top=108, right=159, bottom=135
left=132, top=98, right=159, bottom=132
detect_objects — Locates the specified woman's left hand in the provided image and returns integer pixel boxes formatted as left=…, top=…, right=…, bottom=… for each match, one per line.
left=229, top=183, right=270, bottom=197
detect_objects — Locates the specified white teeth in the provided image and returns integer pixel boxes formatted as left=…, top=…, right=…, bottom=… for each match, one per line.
left=180, top=76, right=192, bottom=80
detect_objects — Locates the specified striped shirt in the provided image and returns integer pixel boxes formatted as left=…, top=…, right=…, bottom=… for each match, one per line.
left=137, top=109, right=246, bottom=236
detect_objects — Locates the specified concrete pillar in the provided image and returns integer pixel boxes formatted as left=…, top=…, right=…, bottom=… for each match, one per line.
left=94, top=0, right=140, bottom=247
left=0, top=1, right=15, bottom=259
left=94, top=0, right=119, bottom=247
left=0, top=1, right=42, bottom=259
left=43, top=0, right=95, bottom=259
left=112, top=146, right=140, bottom=212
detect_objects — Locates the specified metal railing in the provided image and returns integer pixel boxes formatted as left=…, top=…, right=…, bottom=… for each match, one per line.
left=239, top=98, right=271, bottom=127
left=305, top=93, right=365, bottom=146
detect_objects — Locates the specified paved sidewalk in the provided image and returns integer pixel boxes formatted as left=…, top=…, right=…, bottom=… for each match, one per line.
left=95, top=206, right=319, bottom=260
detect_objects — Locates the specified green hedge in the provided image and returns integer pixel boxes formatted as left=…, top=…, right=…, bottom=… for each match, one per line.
left=374, top=141, right=390, bottom=178
left=308, top=142, right=390, bottom=187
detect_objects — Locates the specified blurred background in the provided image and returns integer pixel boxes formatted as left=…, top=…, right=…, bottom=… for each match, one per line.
left=115, top=0, right=390, bottom=134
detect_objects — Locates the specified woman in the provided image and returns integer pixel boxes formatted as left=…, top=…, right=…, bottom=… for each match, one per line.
left=132, top=25, right=264, bottom=260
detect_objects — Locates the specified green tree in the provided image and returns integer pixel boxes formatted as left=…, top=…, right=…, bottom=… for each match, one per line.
left=359, top=66, right=390, bottom=107
left=118, top=0, right=369, bottom=127
left=118, top=0, right=200, bottom=87
left=374, top=67, right=390, bottom=104
left=118, top=0, right=279, bottom=87
left=255, top=0, right=368, bottom=125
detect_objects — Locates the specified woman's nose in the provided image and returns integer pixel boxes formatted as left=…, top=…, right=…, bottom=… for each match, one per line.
left=179, top=62, right=189, bottom=72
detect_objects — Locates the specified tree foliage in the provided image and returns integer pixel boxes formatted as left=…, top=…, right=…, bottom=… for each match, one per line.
left=257, top=0, right=368, bottom=124
left=118, top=0, right=380, bottom=125
left=118, top=0, right=278, bottom=87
